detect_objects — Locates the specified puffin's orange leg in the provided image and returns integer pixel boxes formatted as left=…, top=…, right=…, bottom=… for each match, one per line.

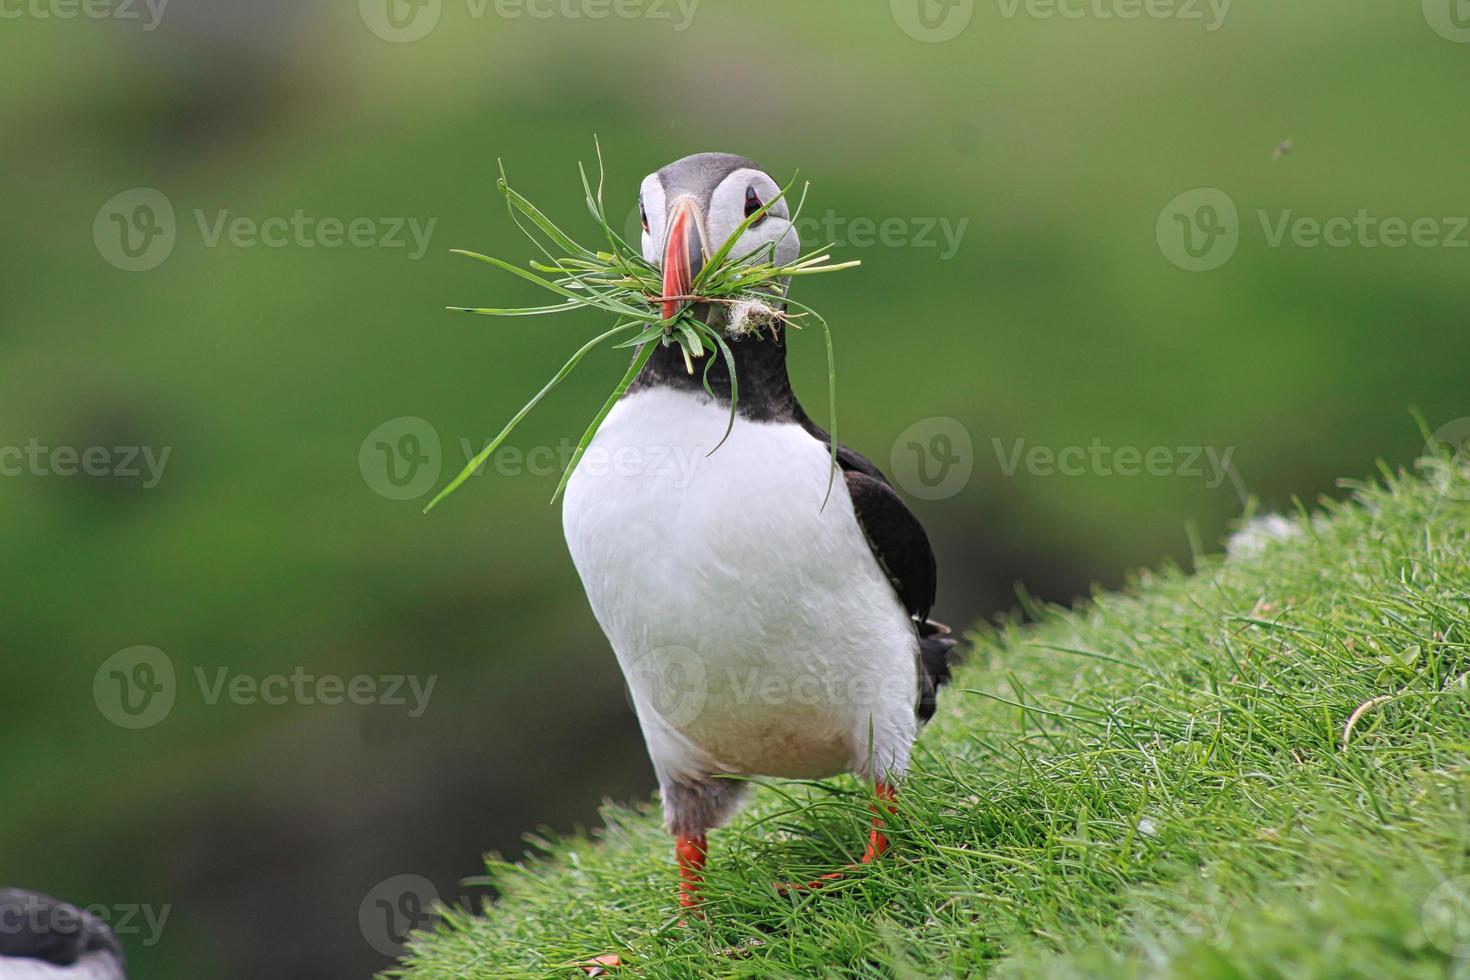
left=676, top=833, right=708, bottom=911
left=859, top=781, right=898, bottom=863
left=777, top=782, right=897, bottom=894
left=577, top=833, right=708, bottom=973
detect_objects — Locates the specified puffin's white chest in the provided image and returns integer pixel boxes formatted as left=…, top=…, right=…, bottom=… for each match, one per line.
left=562, top=386, right=918, bottom=782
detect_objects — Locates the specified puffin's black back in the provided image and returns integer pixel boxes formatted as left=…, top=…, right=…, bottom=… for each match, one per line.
left=0, top=889, right=126, bottom=969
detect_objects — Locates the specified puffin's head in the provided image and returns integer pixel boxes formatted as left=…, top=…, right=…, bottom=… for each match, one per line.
left=638, top=152, right=800, bottom=325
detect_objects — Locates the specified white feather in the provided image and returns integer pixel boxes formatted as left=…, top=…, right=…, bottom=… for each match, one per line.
left=1227, top=513, right=1301, bottom=559
left=563, top=386, right=919, bottom=785
left=0, top=953, right=122, bottom=980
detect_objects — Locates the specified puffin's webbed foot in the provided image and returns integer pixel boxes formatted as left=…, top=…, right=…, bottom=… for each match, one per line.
left=774, top=782, right=897, bottom=894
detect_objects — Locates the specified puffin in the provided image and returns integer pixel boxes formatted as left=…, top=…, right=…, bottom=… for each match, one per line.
left=0, top=890, right=126, bottom=979
left=562, top=152, right=956, bottom=912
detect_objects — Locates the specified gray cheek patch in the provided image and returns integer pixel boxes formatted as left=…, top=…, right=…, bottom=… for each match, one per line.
left=706, top=168, right=783, bottom=244
left=705, top=170, right=799, bottom=270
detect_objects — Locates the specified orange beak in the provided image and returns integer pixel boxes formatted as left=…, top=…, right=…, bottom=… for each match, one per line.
left=661, top=199, right=704, bottom=321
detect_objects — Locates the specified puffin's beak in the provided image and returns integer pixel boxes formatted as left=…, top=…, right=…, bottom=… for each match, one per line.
left=661, top=198, right=705, bottom=321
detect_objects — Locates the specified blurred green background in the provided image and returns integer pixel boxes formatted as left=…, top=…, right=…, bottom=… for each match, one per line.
left=3, top=1, right=1468, bottom=976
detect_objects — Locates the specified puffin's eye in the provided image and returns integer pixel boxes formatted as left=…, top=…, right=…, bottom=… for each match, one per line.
left=639, top=198, right=649, bottom=233
left=744, top=185, right=767, bottom=225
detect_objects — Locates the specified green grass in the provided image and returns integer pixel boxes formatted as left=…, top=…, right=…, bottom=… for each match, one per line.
left=396, top=453, right=1470, bottom=979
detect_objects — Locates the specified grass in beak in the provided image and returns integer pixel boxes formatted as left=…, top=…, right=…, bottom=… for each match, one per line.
left=422, top=141, right=860, bottom=514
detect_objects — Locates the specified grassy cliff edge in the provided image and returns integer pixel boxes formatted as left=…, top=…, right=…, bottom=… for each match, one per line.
left=400, top=455, right=1470, bottom=979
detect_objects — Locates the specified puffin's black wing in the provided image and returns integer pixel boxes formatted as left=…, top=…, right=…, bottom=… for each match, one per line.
left=840, top=469, right=937, bottom=621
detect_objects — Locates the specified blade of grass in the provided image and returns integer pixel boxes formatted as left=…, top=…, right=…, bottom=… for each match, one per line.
left=450, top=250, right=646, bottom=319
left=691, top=319, right=738, bottom=456
left=781, top=295, right=838, bottom=506
left=613, top=323, right=672, bottom=349
left=447, top=302, right=584, bottom=317
left=551, top=340, right=659, bottom=504
left=422, top=321, right=639, bottom=513
left=496, top=159, right=598, bottom=262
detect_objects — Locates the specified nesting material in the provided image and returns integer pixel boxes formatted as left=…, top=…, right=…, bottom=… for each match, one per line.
left=726, top=297, right=785, bottom=338
left=422, top=147, right=858, bottom=515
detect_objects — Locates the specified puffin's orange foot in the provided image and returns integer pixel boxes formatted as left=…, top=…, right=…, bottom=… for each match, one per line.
left=775, top=782, right=897, bottom=895
left=578, top=953, right=621, bottom=976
